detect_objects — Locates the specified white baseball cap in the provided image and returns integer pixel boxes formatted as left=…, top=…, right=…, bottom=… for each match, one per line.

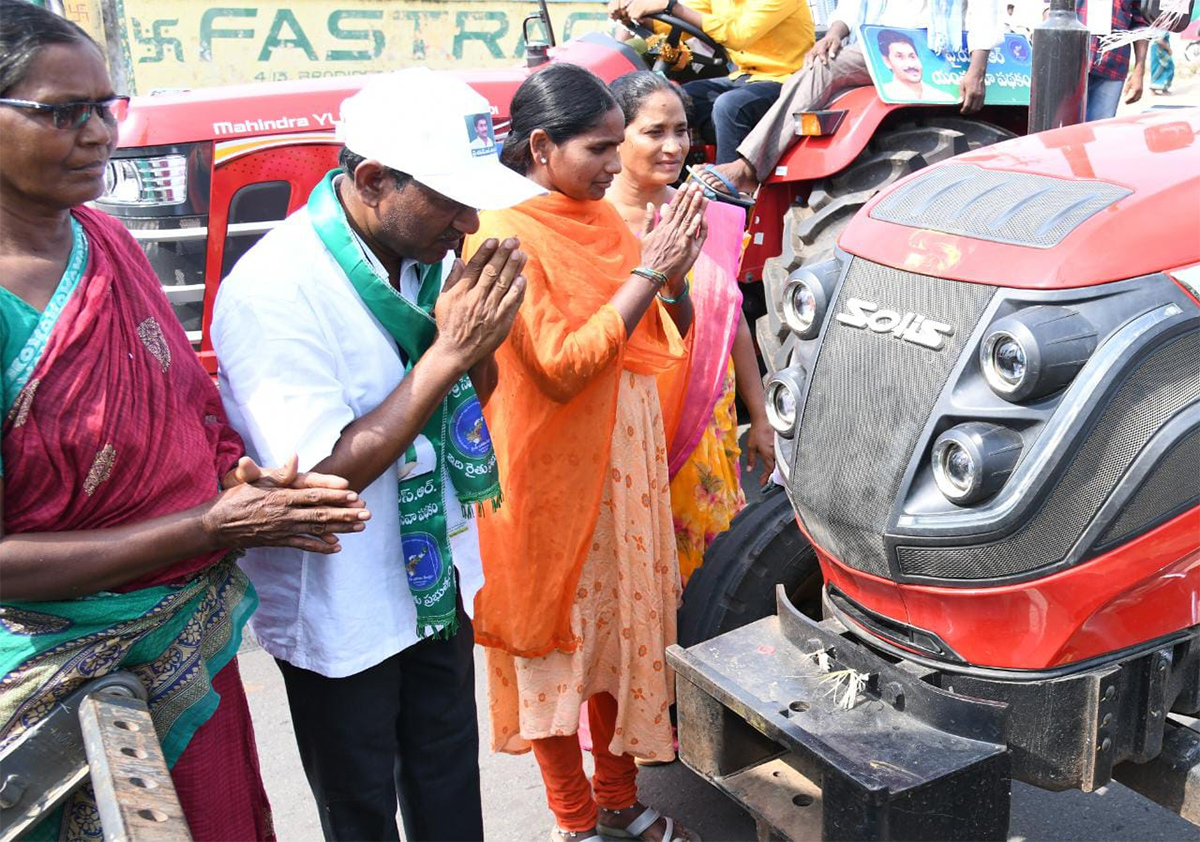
left=337, top=68, right=546, bottom=211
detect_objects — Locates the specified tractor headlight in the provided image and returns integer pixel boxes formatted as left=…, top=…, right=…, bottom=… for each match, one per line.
left=932, top=422, right=1023, bottom=505
left=783, top=274, right=825, bottom=338
left=981, top=307, right=1096, bottom=402
left=939, top=441, right=976, bottom=496
left=781, top=259, right=839, bottom=339
left=103, top=155, right=188, bottom=207
left=987, top=332, right=1027, bottom=388
left=765, top=365, right=807, bottom=439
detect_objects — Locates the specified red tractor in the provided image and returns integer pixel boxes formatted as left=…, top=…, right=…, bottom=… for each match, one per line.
left=668, top=107, right=1200, bottom=839
left=95, top=2, right=1025, bottom=380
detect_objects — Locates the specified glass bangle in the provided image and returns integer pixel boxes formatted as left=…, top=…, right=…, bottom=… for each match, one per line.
left=631, top=266, right=669, bottom=287
left=656, top=279, right=690, bottom=305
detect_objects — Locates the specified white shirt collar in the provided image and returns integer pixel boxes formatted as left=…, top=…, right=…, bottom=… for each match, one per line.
left=348, top=225, right=423, bottom=304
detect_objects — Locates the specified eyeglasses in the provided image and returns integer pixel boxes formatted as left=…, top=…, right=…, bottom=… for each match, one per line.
left=0, top=96, right=130, bottom=130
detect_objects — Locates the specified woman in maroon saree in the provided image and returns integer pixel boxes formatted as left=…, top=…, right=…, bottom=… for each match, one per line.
left=0, top=5, right=369, bottom=839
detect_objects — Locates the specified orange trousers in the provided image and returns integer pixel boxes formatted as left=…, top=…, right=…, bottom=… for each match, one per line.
left=530, top=693, right=639, bottom=832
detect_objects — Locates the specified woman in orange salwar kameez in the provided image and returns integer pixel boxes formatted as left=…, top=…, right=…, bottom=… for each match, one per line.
left=466, top=63, right=708, bottom=842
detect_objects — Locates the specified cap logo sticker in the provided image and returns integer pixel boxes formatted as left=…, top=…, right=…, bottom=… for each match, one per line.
left=466, top=112, right=496, bottom=158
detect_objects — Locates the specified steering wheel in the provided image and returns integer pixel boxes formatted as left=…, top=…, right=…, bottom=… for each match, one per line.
left=629, top=12, right=729, bottom=74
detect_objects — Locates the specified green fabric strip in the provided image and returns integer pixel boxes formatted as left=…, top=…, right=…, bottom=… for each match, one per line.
left=306, top=170, right=502, bottom=638
left=2, top=216, right=88, bottom=417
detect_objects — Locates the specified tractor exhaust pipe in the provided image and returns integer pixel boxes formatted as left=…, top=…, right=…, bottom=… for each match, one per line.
left=523, top=0, right=556, bottom=67
left=1029, top=0, right=1091, bottom=132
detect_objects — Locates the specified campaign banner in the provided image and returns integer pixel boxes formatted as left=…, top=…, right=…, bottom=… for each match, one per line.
left=859, top=24, right=1032, bottom=107
left=66, top=0, right=612, bottom=94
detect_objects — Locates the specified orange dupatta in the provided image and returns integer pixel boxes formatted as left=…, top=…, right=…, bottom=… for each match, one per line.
left=467, top=192, right=687, bottom=658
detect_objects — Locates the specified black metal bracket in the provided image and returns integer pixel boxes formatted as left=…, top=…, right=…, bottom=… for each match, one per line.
left=668, top=587, right=1011, bottom=841
left=1114, top=716, right=1200, bottom=826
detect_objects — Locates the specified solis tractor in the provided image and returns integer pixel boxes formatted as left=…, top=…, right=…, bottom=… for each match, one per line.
left=668, top=109, right=1200, bottom=840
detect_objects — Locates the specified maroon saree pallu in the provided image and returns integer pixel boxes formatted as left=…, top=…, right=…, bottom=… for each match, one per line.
left=1, top=207, right=274, bottom=841
left=2, top=206, right=242, bottom=590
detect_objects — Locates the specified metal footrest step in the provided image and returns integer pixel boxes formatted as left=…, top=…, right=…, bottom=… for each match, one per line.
left=0, top=671, right=191, bottom=842
left=667, top=587, right=1012, bottom=841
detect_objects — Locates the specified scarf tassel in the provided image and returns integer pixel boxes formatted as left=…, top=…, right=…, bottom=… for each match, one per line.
left=459, top=488, right=504, bottom=520
left=1097, top=18, right=1183, bottom=54
left=416, top=615, right=460, bottom=641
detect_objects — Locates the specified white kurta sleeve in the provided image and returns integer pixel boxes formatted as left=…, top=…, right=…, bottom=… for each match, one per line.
left=965, top=0, right=1005, bottom=52
left=830, top=0, right=869, bottom=31
left=213, top=280, right=355, bottom=473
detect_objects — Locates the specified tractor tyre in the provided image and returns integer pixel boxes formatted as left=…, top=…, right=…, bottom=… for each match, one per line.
left=756, top=117, right=1015, bottom=368
left=677, top=485, right=822, bottom=647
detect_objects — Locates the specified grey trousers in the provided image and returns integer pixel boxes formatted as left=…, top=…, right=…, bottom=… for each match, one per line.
left=736, top=45, right=873, bottom=179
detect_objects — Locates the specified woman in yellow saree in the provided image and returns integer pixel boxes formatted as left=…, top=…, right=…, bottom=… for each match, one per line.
left=607, top=71, right=775, bottom=585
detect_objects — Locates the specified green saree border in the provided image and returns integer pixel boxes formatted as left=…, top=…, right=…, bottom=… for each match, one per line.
left=2, top=216, right=89, bottom=416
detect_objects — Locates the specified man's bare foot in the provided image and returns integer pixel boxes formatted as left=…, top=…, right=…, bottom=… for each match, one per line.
left=597, top=803, right=700, bottom=842
left=693, top=159, right=759, bottom=198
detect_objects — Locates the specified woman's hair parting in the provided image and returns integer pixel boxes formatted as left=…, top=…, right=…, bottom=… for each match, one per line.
left=608, top=71, right=690, bottom=127
left=0, top=0, right=98, bottom=96
left=500, top=63, right=619, bottom=175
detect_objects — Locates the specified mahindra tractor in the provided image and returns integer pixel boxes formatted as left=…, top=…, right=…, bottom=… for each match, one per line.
left=83, top=1, right=1200, bottom=839
left=94, top=1, right=1025, bottom=380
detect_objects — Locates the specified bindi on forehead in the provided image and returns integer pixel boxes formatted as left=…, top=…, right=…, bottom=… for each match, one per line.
left=633, top=101, right=683, bottom=127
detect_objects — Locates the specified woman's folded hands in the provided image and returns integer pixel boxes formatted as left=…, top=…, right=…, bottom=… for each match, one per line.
left=208, top=454, right=371, bottom=554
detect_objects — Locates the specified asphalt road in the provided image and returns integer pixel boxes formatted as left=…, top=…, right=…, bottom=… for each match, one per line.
left=240, top=401, right=1200, bottom=842
left=238, top=64, right=1200, bottom=842
left=238, top=640, right=1199, bottom=842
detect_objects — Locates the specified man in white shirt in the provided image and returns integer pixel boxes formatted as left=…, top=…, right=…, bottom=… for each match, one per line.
left=212, top=68, right=543, bottom=842
left=691, top=0, right=1004, bottom=201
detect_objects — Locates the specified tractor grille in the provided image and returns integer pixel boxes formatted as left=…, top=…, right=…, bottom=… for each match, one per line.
left=870, top=164, right=1131, bottom=248
left=789, top=259, right=995, bottom=577
left=1100, top=426, right=1200, bottom=549
left=897, top=331, right=1200, bottom=579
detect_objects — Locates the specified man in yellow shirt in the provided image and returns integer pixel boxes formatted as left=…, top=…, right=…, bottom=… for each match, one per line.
left=610, top=0, right=815, bottom=169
